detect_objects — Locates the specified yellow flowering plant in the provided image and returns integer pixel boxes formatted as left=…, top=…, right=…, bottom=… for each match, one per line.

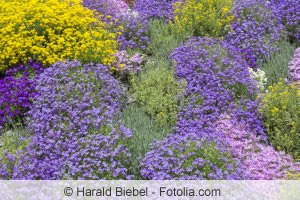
left=260, top=81, right=300, bottom=159
left=173, top=0, right=234, bottom=38
left=0, top=0, right=118, bottom=72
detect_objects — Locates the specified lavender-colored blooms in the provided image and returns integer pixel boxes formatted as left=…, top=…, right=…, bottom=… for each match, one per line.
left=133, top=0, right=180, bottom=21
left=0, top=157, right=9, bottom=179
left=117, top=11, right=150, bottom=50
left=83, top=0, right=150, bottom=50
left=226, top=0, right=284, bottom=66
left=11, top=60, right=133, bottom=180
left=140, top=133, right=245, bottom=180
left=0, top=60, right=44, bottom=129
left=141, top=37, right=268, bottom=180
left=170, top=37, right=265, bottom=140
left=216, top=115, right=300, bottom=180
left=269, top=0, right=300, bottom=44
left=288, top=48, right=300, bottom=86
left=82, top=0, right=129, bottom=19
left=113, top=50, right=143, bottom=76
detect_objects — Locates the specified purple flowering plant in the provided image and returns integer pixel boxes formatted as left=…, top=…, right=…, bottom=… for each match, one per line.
left=216, top=115, right=300, bottom=179
left=112, top=50, right=143, bottom=81
left=3, top=60, right=133, bottom=180
left=133, top=0, right=180, bottom=21
left=269, top=0, right=300, bottom=45
left=226, top=0, right=284, bottom=66
left=140, top=133, right=245, bottom=180
left=0, top=60, right=44, bottom=129
left=83, top=0, right=150, bottom=50
left=288, top=48, right=300, bottom=85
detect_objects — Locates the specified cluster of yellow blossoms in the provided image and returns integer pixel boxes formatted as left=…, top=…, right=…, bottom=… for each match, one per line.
left=261, top=81, right=300, bottom=158
left=173, top=0, right=234, bottom=38
left=0, top=0, right=118, bottom=72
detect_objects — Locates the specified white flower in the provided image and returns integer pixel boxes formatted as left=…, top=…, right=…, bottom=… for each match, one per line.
left=248, top=68, right=267, bottom=92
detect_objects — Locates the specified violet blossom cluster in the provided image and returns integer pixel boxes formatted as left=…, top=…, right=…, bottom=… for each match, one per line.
left=226, top=0, right=283, bottom=66
left=82, top=0, right=129, bottom=20
left=117, top=12, right=150, bottom=50
left=140, top=37, right=266, bottom=180
left=140, top=133, right=245, bottom=180
left=170, top=37, right=265, bottom=140
left=269, top=0, right=300, bottom=44
left=288, top=48, right=300, bottom=86
left=113, top=50, right=143, bottom=76
left=9, top=60, right=133, bottom=180
left=133, top=0, right=180, bottom=21
left=0, top=60, right=44, bottom=129
left=83, top=0, right=150, bottom=50
left=216, top=115, right=300, bottom=179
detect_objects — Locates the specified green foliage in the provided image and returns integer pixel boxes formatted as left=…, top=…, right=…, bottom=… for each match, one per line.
left=178, top=142, right=235, bottom=178
left=0, top=128, right=30, bottom=174
left=260, top=81, right=300, bottom=158
left=146, top=19, right=190, bottom=58
left=173, top=0, right=234, bottom=37
left=131, top=59, right=186, bottom=127
left=121, top=103, right=169, bottom=179
left=261, top=40, right=296, bottom=86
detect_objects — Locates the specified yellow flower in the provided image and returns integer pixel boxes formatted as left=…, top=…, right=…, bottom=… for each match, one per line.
left=0, top=0, right=118, bottom=72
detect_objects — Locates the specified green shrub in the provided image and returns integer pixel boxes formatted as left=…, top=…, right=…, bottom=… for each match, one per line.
left=121, top=103, right=169, bottom=178
left=0, top=128, right=30, bottom=174
left=146, top=19, right=190, bottom=58
left=260, top=81, right=300, bottom=158
left=173, top=0, right=234, bottom=37
left=131, top=59, right=186, bottom=127
left=261, top=40, right=296, bottom=86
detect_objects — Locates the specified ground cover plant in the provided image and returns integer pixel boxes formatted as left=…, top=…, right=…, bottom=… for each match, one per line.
left=0, top=0, right=299, bottom=180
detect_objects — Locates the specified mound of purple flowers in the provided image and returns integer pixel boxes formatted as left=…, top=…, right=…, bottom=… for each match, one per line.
left=0, top=60, right=44, bottom=129
left=170, top=37, right=264, bottom=139
left=82, top=0, right=129, bottom=20
left=216, top=115, right=300, bottom=179
left=226, top=0, right=283, bottom=66
left=140, top=37, right=268, bottom=180
left=10, top=60, right=133, bottom=180
left=269, top=0, right=300, bottom=44
left=288, top=48, right=300, bottom=86
left=83, top=0, right=150, bottom=50
left=141, top=133, right=245, bottom=180
left=133, top=0, right=180, bottom=21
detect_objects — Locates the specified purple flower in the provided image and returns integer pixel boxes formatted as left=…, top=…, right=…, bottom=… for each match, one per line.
left=10, top=60, right=132, bottom=180
left=225, top=0, right=284, bottom=66
left=0, top=60, right=44, bottom=129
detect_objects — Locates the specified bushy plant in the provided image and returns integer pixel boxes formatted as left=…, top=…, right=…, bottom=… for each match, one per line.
left=131, top=61, right=186, bottom=127
left=261, top=40, right=295, bottom=86
left=9, top=60, right=133, bottom=180
left=216, top=115, right=300, bottom=179
left=0, top=60, right=44, bottom=129
left=0, top=0, right=117, bottom=72
left=146, top=19, right=190, bottom=58
left=0, top=129, right=30, bottom=179
left=121, top=103, right=169, bottom=178
left=117, top=10, right=150, bottom=50
left=269, top=0, right=300, bottom=45
left=225, top=0, right=283, bottom=66
left=140, top=133, right=245, bottom=180
left=173, top=0, right=234, bottom=37
left=133, top=0, right=180, bottom=21
left=288, top=48, right=300, bottom=86
left=260, top=81, right=300, bottom=158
